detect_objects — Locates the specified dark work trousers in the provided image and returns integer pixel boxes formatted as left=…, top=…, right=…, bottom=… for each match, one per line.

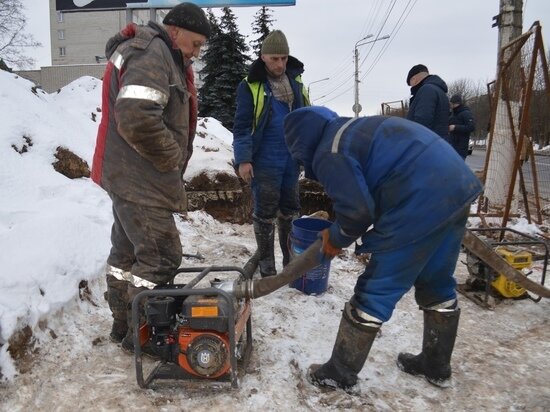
left=106, top=192, right=182, bottom=285
left=252, top=97, right=300, bottom=220
left=251, top=161, right=300, bottom=219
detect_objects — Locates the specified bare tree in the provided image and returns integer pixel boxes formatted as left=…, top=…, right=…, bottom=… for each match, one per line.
left=0, top=0, right=41, bottom=69
left=447, top=77, right=479, bottom=103
left=448, top=78, right=491, bottom=139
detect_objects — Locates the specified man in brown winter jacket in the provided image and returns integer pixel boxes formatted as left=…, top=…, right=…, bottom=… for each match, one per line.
left=90, top=3, right=210, bottom=353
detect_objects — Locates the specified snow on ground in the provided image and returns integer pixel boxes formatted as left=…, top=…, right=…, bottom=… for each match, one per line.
left=0, top=71, right=549, bottom=411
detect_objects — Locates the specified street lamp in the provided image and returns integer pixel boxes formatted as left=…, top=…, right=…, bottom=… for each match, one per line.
left=353, top=34, right=390, bottom=117
left=307, top=77, right=330, bottom=102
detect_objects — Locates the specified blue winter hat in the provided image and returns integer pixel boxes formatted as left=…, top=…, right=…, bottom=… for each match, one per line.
left=284, top=106, right=339, bottom=180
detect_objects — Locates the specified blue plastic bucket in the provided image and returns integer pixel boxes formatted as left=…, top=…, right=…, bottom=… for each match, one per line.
left=289, top=217, right=332, bottom=295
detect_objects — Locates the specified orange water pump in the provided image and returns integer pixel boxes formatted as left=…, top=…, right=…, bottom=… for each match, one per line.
left=131, top=266, right=252, bottom=389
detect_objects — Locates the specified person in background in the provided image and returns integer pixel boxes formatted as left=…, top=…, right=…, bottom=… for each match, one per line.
left=406, top=64, right=450, bottom=140
left=90, top=3, right=210, bottom=353
left=283, top=106, right=482, bottom=390
left=449, top=94, right=475, bottom=159
left=233, top=30, right=310, bottom=277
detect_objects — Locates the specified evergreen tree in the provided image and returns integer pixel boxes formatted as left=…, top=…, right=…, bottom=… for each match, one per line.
left=250, top=7, right=274, bottom=58
left=198, top=10, right=225, bottom=121
left=199, top=7, right=250, bottom=130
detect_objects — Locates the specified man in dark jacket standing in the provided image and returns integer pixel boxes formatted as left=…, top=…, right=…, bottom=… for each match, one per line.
left=406, top=64, right=450, bottom=140
left=90, top=3, right=210, bottom=351
left=284, top=106, right=482, bottom=390
left=449, top=94, right=475, bottom=159
left=233, top=30, right=309, bottom=277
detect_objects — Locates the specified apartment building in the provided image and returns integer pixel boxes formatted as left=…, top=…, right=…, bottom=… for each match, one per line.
left=49, top=0, right=153, bottom=66
left=19, top=1, right=204, bottom=92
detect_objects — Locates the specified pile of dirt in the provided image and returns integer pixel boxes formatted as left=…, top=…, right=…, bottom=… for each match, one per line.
left=299, top=178, right=333, bottom=219
left=49, top=149, right=332, bottom=224
left=52, top=146, right=90, bottom=179
left=185, top=173, right=333, bottom=224
left=185, top=171, right=251, bottom=224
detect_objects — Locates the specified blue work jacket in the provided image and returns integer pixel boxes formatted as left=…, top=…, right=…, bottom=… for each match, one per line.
left=284, top=108, right=483, bottom=253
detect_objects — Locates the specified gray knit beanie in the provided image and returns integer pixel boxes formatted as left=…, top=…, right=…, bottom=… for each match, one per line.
left=261, top=30, right=289, bottom=55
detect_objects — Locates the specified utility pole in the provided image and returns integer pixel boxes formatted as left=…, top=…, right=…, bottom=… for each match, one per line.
left=484, top=0, right=524, bottom=212
left=353, top=35, right=389, bottom=117
left=494, top=0, right=524, bottom=72
left=353, top=45, right=361, bottom=117
left=352, top=35, right=372, bottom=117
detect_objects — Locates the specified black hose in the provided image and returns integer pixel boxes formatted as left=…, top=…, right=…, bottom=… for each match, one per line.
left=234, top=239, right=323, bottom=299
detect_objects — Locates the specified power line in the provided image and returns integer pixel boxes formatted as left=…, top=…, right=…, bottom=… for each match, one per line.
left=318, top=0, right=399, bottom=106
left=362, top=0, right=418, bottom=80
left=315, top=0, right=419, bottom=106
left=309, top=0, right=386, bottom=101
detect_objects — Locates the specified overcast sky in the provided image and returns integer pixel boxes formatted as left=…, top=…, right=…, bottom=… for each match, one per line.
left=24, top=0, right=550, bottom=116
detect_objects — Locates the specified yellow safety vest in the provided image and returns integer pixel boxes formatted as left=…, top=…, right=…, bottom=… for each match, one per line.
left=245, top=75, right=310, bottom=132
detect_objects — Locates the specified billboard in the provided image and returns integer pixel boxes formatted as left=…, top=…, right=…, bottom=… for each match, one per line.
left=56, top=0, right=296, bottom=12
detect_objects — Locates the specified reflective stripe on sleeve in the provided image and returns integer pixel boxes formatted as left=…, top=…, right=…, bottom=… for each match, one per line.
left=117, top=85, right=168, bottom=108
left=331, top=118, right=359, bottom=153
left=110, top=51, right=124, bottom=70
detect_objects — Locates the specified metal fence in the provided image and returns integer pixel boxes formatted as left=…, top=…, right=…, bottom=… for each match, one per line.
left=476, top=21, right=550, bottom=226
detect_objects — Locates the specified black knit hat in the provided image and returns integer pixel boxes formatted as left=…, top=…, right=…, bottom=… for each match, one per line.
left=450, top=94, right=463, bottom=104
left=163, top=2, right=211, bottom=38
left=406, top=64, right=428, bottom=85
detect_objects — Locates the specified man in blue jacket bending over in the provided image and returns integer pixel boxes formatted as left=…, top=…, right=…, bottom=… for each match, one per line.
left=233, top=30, right=309, bottom=277
left=284, top=107, right=482, bottom=390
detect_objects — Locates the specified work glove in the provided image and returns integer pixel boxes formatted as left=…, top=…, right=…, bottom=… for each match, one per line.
left=319, top=228, right=342, bottom=264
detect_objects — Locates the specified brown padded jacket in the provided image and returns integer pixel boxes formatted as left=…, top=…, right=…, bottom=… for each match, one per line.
left=91, top=22, right=193, bottom=212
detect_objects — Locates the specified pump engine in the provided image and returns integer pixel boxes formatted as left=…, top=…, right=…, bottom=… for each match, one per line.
left=131, top=267, right=252, bottom=388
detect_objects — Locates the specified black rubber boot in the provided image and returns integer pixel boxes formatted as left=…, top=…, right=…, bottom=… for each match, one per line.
left=253, top=217, right=276, bottom=277
left=120, top=284, right=160, bottom=359
left=106, top=274, right=129, bottom=343
left=397, top=308, right=460, bottom=387
left=277, top=214, right=294, bottom=267
left=308, top=303, right=380, bottom=390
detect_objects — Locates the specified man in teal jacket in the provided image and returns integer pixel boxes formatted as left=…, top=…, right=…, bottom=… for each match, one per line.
left=284, top=106, right=482, bottom=390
